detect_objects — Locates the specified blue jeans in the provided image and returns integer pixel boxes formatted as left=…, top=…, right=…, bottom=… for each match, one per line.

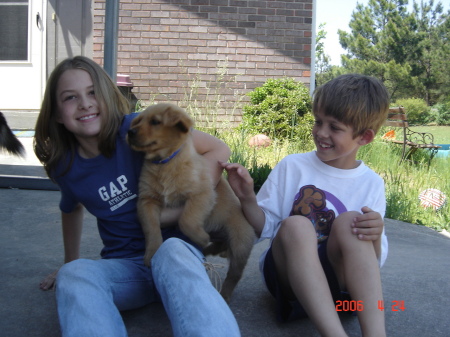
left=56, top=238, right=240, bottom=336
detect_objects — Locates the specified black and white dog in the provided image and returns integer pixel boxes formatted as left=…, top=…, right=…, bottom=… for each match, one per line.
left=0, top=112, right=25, bottom=156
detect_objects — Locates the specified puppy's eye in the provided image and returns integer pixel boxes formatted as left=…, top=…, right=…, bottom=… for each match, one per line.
left=150, top=118, right=161, bottom=126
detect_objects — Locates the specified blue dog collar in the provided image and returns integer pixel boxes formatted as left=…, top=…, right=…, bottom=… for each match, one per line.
left=152, top=148, right=181, bottom=164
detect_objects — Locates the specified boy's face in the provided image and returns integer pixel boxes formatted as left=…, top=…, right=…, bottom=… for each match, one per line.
left=312, top=110, right=367, bottom=169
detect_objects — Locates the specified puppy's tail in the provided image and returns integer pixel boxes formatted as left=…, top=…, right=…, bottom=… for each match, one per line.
left=0, top=112, right=25, bottom=157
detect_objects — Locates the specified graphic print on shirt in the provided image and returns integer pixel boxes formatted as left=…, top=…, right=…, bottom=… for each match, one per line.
left=98, top=174, right=138, bottom=211
left=290, top=185, right=337, bottom=243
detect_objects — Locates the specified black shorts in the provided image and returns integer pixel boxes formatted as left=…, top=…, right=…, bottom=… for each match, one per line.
left=262, top=239, right=353, bottom=322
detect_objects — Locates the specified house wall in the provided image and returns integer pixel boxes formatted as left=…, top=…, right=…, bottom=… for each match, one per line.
left=93, top=0, right=313, bottom=124
left=47, top=0, right=93, bottom=78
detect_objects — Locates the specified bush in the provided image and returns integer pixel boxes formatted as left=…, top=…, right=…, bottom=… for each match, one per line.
left=394, top=98, right=430, bottom=125
left=429, top=101, right=450, bottom=125
left=248, top=163, right=272, bottom=193
left=239, top=78, right=312, bottom=140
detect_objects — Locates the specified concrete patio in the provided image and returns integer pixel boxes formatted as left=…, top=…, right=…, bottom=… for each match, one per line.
left=0, top=134, right=449, bottom=336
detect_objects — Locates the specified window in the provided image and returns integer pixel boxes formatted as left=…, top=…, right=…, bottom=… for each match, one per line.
left=0, top=0, right=29, bottom=61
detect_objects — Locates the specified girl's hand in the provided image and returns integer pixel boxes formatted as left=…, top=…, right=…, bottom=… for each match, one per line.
left=351, top=206, right=383, bottom=241
left=39, top=269, right=58, bottom=291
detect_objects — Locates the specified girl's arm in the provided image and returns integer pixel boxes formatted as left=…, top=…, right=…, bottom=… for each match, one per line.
left=62, top=203, right=84, bottom=263
left=40, top=203, right=84, bottom=291
left=192, top=129, right=231, bottom=186
left=160, top=207, right=183, bottom=227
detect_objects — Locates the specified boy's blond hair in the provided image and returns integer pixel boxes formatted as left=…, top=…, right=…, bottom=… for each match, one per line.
left=313, top=74, right=390, bottom=138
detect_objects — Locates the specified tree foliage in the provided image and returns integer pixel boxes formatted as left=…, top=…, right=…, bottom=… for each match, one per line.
left=315, top=23, right=331, bottom=75
left=317, top=0, right=450, bottom=105
left=315, top=23, right=347, bottom=87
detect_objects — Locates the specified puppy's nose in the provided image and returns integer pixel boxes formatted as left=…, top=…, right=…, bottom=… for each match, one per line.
left=127, top=128, right=137, bottom=138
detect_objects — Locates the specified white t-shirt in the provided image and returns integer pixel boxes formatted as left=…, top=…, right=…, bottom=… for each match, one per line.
left=256, top=151, right=388, bottom=275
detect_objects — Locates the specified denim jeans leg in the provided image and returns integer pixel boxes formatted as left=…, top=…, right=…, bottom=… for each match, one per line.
left=151, top=238, right=241, bottom=337
left=56, top=257, right=156, bottom=337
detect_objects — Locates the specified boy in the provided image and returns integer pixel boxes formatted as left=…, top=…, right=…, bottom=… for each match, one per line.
left=222, top=74, right=389, bottom=337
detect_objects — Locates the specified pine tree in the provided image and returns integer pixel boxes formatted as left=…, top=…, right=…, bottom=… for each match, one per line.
left=337, top=0, right=449, bottom=103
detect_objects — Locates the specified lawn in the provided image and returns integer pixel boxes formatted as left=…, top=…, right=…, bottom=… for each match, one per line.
left=409, top=125, right=450, bottom=144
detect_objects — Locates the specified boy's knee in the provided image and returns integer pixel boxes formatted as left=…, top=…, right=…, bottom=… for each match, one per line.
left=330, top=211, right=374, bottom=250
left=335, top=210, right=360, bottom=223
left=332, top=211, right=360, bottom=234
left=277, top=216, right=315, bottom=241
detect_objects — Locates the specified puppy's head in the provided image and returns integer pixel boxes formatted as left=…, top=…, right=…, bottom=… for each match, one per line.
left=127, top=103, right=193, bottom=160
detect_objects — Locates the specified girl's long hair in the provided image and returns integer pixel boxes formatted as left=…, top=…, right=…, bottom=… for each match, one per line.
left=34, top=56, right=130, bottom=179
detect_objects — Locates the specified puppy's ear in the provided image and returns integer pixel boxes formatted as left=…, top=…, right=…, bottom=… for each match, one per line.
left=163, top=105, right=193, bottom=133
left=130, top=114, right=141, bottom=128
left=175, top=113, right=193, bottom=133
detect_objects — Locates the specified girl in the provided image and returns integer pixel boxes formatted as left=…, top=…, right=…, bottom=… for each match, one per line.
left=34, top=56, right=240, bottom=337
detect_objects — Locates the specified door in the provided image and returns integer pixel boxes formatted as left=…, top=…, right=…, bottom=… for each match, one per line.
left=0, top=0, right=45, bottom=111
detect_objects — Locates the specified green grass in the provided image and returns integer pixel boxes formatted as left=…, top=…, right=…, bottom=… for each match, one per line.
left=408, top=126, right=450, bottom=144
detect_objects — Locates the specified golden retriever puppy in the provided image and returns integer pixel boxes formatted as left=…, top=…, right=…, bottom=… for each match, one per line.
left=127, top=103, right=255, bottom=301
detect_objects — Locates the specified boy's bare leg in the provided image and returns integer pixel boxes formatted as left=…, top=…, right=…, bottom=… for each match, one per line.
left=327, top=211, right=386, bottom=337
left=271, top=215, right=348, bottom=337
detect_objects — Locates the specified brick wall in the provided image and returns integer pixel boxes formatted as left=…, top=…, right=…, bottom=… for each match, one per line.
left=93, top=0, right=313, bottom=125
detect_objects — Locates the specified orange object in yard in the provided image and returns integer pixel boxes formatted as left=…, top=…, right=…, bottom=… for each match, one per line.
left=382, top=130, right=396, bottom=140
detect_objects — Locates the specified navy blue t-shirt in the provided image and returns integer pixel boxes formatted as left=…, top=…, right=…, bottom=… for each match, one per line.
left=54, top=113, right=193, bottom=259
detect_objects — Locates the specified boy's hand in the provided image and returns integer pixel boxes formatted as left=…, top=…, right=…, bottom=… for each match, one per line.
left=351, top=206, right=383, bottom=241
left=219, top=161, right=255, bottom=201
left=220, top=161, right=266, bottom=237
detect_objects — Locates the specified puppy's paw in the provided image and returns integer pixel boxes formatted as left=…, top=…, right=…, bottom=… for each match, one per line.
left=203, top=241, right=227, bottom=256
left=143, top=246, right=159, bottom=267
left=195, top=230, right=211, bottom=248
left=143, top=239, right=162, bottom=267
left=179, top=222, right=211, bottom=248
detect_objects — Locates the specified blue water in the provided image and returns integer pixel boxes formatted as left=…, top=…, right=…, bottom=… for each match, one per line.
left=436, top=144, right=449, bottom=158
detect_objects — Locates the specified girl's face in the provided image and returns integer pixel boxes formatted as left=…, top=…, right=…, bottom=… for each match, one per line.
left=312, top=110, right=365, bottom=169
left=56, top=69, right=102, bottom=144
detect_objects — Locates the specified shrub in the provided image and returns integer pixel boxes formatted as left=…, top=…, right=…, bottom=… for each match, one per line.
left=394, top=98, right=430, bottom=125
left=248, top=163, right=272, bottom=193
left=239, top=78, right=312, bottom=140
left=429, top=101, right=450, bottom=125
